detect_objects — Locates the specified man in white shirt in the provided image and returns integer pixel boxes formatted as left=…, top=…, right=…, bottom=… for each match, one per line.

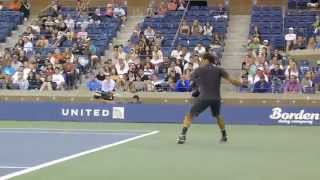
left=115, top=58, right=129, bottom=76
left=52, top=68, right=65, bottom=90
left=101, top=73, right=115, bottom=92
left=171, top=46, right=183, bottom=59
left=64, top=15, right=75, bottom=31
left=144, top=26, right=155, bottom=41
left=194, top=43, right=206, bottom=55
left=285, top=27, right=296, bottom=51
left=23, top=37, right=33, bottom=54
left=13, top=72, right=29, bottom=90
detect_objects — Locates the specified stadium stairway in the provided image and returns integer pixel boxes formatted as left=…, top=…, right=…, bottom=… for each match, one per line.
left=0, top=19, right=32, bottom=50
left=222, top=15, right=251, bottom=77
left=104, top=15, right=144, bottom=59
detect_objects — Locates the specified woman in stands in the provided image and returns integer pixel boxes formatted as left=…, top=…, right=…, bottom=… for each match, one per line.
left=307, top=37, right=317, bottom=49
left=285, top=59, right=299, bottom=80
left=20, top=0, right=30, bottom=20
left=157, top=2, right=167, bottom=17
left=191, top=20, right=203, bottom=36
left=180, top=20, right=190, bottom=36
left=203, top=22, right=213, bottom=36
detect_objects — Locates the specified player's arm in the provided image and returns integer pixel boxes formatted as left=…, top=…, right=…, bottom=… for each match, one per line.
left=190, top=69, right=200, bottom=97
left=221, top=68, right=242, bottom=87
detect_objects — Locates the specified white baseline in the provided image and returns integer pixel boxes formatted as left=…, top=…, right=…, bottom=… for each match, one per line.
left=0, top=130, right=159, bottom=180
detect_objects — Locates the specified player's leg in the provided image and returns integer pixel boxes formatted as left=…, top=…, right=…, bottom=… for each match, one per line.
left=177, top=99, right=209, bottom=144
left=210, top=100, right=228, bottom=142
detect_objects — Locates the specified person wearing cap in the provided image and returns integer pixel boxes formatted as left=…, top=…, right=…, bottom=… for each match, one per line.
left=248, top=66, right=269, bottom=86
left=285, top=27, right=297, bottom=51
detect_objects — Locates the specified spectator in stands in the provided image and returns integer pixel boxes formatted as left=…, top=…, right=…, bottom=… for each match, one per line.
left=194, top=43, right=206, bottom=55
left=0, top=1, right=4, bottom=10
left=101, top=73, right=115, bottom=92
left=151, top=46, right=164, bottom=72
left=307, top=37, right=317, bottom=49
left=114, top=4, right=127, bottom=22
left=144, top=26, right=155, bottom=41
left=248, top=37, right=261, bottom=52
left=312, top=16, right=320, bottom=34
left=8, top=0, right=21, bottom=11
left=294, top=36, right=306, bottom=50
left=203, top=22, right=213, bottom=36
left=176, top=75, right=191, bottom=92
left=251, top=25, right=261, bottom=40
left=28, top=73, right=42, bottom=90
left=284, top=75, right=301, bottom=93
left=36, top=36, right=49, bottom=48
left=87, top=74, right=101, bottom=91
left=20, top=0, right=31, bottom=20
left=301, top=71, right=315, bottom=93
left=106, top=4, right=114, bottom=17
left=285, top=60, right=299, bottom=80
left=115, top=58, right=129, bottom=76
left=23, top=37, right=33, bottom=56
left=157, top=2, right=167, bottom=17
left=171, top=45, right=182, bottom=60
left=40, top=75, right=54, bottom=91
left=180, top=20, right=190, bottom=36
left=191, top=20, right=203, bottom=36
left=146, top=3, right=156, bottom=17
left=285, top=27, right=297, bottom=51
left=64, top=15, right=75, bottom=31
left=13, top=72, right=29, bottom=90
left=52, top=68, right=65, bottom=90
left=253, top=75, right=269, bottom=93
left=307, top=0, right=319, bottom=8
left=168, top=0, right=177, bottom=11
left=248, top=66, right=269, bottom=87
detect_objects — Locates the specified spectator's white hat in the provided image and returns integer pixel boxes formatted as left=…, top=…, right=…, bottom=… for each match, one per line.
left=257, top=66, right=264, bottom=71
left=289, top=27, right=294, bottom=31
left=263, top=39, right=269, bottom=44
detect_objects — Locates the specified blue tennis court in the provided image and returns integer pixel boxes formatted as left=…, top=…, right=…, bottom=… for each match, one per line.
left=0, top=128, right=156, bottom=179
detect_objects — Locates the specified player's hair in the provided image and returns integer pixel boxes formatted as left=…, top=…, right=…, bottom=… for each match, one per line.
left=202, top=53, right=216, bottom=64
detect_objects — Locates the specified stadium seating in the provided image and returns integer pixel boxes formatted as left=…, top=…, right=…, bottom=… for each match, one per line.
left=249, top=6, right=284, bottom=49
left=135, top=6, right=229, bottom=57
left=0, top=11, right=24, bottom=42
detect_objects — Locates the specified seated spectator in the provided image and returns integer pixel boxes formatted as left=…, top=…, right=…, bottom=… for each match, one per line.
left=64, top=15, right=75, bottom=31
left=191, top=20, right=203, bottom=36
left=131, top=75, right=147, bottom=92
left=301, top=71, right=315, bottom=93
left=146, top=3, right=156, bottom=17
left=180, top=20, right=190, bottom=36
left=285, top=27, right=297, bottom=51
left=312, top=16, right=320, bottom=34
left=248, top=37, right=261, bottom=52
left=251, top=25, right=261, bottom=40
left=284, top=75, right=301, bottom=93
left=115, top=58, right=129, bottom=76
left=40, top=75, right=54, bottom=91
left=157, top=2, right=167, bottom=16
left=307, top=37, right=317, bottom=49
left=154, top=33, right=164, bottom=47
left=269, top=56, right=284, bottom=71
left=151, top=46, right=164, bottom=72
left=87, top=74, right=101, bottom=91
left=8, top=0, right=21, bottom=11
left=307, top=0, right=319, bottom=8
left=285, top=61, right=299, bottom=80
left=176, top=75, right=191, bottom=92
left=294, top=36, right=306, bottom=50
left=50, top=49, right=65, bottom=65
left=180, top=47, right=191, bottom=63
left=23, top=37, right=33, bottom=55
left=253, top=76, right=269, bottom=93
left=270, top=64, right=285, bottom=93
left=28, top=73, right=42, bottom=90
left=248, top=66, right=269, bottom=86
left=101, top=73, right=115, bottom=92
left=51, top=68, right=65, bottom=90
left=114, top=4, right=127, bottom=22
left=194, top=43, right=206, bottom=55
left=168, top=0, right=177, bottom=11
left=170, top=45, right=183, bottom=59
left=13, top=72, right=29, bottom=90
left=203, top=22, right=213, bottom=36
left=144, top=26, right=155, bottom=41
left=36, top=36, right=49, bottom=48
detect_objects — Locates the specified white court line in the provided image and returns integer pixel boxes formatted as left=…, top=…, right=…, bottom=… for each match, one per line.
left=0, top=130, right=142, bottom=136
left=0, top=130, right=159, bottom=180
left=0, top=167, right=30, bottom=169
left=0, top=128, right=151, bottom=133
